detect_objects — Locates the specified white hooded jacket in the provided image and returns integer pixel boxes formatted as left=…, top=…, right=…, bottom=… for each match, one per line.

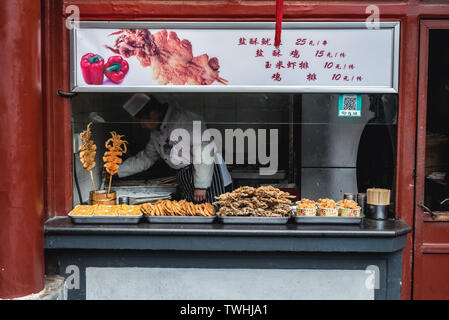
left=117, top=105, right=231, bottom=189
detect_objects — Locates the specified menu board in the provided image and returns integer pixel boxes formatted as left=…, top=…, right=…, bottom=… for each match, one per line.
left=71, top=22, right=399, bottom=93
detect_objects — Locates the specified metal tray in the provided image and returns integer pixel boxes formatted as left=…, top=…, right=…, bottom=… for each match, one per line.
left=293, top=215, right=364, bottom=224
left=145, top=216, right=216, bottom=224
left=218, top=216, right=290, bottom=224
left=129, top=195, right=172, bottom=205
left=68, top=213, right=143, bottom=224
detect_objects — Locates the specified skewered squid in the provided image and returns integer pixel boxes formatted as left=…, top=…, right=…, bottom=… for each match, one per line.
left=103, top=131, right=127, bottom=176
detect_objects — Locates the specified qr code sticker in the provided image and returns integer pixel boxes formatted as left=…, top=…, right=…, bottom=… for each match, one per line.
left=343, top=95, right=357, bottom=110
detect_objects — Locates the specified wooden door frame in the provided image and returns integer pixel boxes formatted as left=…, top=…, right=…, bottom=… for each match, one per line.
left=414, top=19, right=449, bottom=299
left=42, top=0, right=449, bottom=300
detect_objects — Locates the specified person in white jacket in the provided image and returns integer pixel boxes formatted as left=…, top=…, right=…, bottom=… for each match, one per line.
left=118, top=94, right=232, bottom=203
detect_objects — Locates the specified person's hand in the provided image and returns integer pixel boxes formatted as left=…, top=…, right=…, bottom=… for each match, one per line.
left=193, top=189, right=207, bottom=202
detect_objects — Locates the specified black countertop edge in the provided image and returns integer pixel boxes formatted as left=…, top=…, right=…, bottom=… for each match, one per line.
left=44, top=217, right=412, bottom=238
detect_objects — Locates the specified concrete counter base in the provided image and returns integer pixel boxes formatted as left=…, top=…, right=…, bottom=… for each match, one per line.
left=45, top=217, right=410, bottom=300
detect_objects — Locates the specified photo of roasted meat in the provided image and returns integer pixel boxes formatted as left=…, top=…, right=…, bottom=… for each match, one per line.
left=105, top=29, right=228, bottom=86
left=103, top=131, right=128, bottom=193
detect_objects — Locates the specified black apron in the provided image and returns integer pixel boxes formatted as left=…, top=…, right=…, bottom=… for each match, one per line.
left=176, top=164, right=226, bottom=204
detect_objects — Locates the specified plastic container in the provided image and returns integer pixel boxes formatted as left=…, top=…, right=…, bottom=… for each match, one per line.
left=339, top=207, right=361, bottom=217
left=297, top=207, right=317, bottom=216
left=317, top=207, right=339, bottom=216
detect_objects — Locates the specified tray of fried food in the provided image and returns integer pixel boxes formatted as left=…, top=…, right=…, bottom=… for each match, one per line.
left=213, top=186, right=295, bottom=224
left=295, top=198, right=363, bottom=224
left=141, top=199, right=216, bottom=223
left=294, top=198, right=317, bottom=217
left=69, top=205, right=97, bottom=216
left=336, top=199, right=362, bottom=218
left=116, top=204, right=143, bottom=216
left=68, top=204, right=142, bottom=224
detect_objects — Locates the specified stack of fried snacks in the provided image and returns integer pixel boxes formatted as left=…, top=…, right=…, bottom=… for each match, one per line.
left=94, top=205, right=117, bottom=216
left=116, top=204, right=143, bottom=216
left=213, top=186, right=295, bottom=217
left=336, top=199, right=360, bottom=209
left=69, top=204, right=142, bottom=216
left=297, top=198, right=316, bottom=209
left=103, top=131, right=128, bottom=194
left=70, top=205, right=96, bottom=216
left=317, top=198, right=337, bottom=208
left=141, top=200, right=215, bottom=217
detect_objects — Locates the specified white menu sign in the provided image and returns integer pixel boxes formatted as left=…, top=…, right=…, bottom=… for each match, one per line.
left=71, top=22, right=399, bottom=93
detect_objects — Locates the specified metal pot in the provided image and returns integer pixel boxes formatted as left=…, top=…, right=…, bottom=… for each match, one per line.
left=366, top=204, right=389, bottom=220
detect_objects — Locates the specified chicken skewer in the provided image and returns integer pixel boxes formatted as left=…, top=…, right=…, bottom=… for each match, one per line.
left=79, top=122, right=97, bottom=193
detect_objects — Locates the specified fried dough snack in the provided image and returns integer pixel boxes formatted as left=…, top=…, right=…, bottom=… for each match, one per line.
left=116, top=204, right=142, bottom=216
left=103, top=131, right=128, bottom=193
left=103, top=131, right=128, bottom=176
left=297, top=198, right=316, bottom=209
left=70, top=205, right=97, bottom=216
left=70, top=204, right=142, bottom=216
left=337, top=199, right=360, bottom=209
left=317, top=198, right=337, bottom=209
left=95, top=205, right=117, bottom=216
left=213, top=186, right=295, bottom=217
left=79, top=122, right=96, bottom=171
left=141, top=199, right=215, bottom=217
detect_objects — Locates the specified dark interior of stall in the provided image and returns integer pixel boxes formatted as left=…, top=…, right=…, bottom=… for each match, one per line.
left=71, top=92, right=398, bottom=209
left=424, top=29, right=449, bottom=211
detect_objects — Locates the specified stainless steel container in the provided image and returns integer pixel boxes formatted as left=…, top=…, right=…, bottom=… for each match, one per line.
left=344, top=193, right=356, bottom=201
left=118, top=196, right=130, bottom=205
left=366, top=204, right=389, bottom=220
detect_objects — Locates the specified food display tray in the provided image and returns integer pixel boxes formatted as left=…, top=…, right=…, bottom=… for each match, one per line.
left=145, top=216, right=216, bottom=224
left=218, top=216, right=290, bottom=224
left=68, top=213, right=143, bottom=224
left=293, top=215, right=364, bottom=224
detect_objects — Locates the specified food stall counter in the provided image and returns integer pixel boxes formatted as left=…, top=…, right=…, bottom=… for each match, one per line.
left=44, top=217, right=410, bottom=300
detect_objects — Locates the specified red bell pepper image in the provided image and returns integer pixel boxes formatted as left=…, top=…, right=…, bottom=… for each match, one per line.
left=104, top=56, right=129, bottom=84
left=80, top=53, right=105, bottom=85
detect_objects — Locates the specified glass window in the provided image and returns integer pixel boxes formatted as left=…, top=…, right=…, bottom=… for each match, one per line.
left=71, top=92, right=397, bottom=210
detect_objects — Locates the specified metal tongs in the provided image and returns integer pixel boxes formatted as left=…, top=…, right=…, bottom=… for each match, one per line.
left=419, top=198, right=449, bottom=219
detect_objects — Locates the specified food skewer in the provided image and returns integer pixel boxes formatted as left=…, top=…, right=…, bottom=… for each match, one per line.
left=79, top=122, right=97, bottom=194
left=141, top=200, right=215, bottom=217
left=103, top=131, right=128, bottom=194
left=108, top=175, right=113, bottom=195
left=90, top=171, right=96, bottom=194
